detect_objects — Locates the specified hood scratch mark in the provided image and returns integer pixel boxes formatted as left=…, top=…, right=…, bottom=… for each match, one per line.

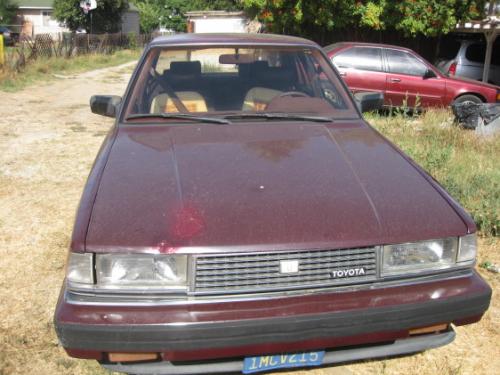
left=324, top=126, right=383, bottom=233
left=170, top=137, right=184, bottom=207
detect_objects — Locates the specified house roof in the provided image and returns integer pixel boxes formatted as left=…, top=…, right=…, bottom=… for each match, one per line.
left=185, top=11, right=245, bottom=18
left=455, top=17, right=500, bottom=34
left=17, top=0, right=53, bottom=8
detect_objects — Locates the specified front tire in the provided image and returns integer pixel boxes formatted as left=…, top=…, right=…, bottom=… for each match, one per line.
left=451, top=95, right=484, bottom=129
left=452, top=94, right=483, bottom=106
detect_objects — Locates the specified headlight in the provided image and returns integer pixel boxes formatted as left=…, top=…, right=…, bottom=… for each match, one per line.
left=382, top=235, right=476, bottom=277
left=95, top=254, right=188, bottom=290
left=66, top=252, right=94, bottom=285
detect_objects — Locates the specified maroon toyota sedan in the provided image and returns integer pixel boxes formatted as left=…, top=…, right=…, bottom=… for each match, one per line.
left=324, top=41, right=500, bottom=108
left=54, top=34, right=491, bottom=375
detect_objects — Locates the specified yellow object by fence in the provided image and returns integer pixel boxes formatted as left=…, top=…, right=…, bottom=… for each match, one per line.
left=0, top=35, right=4, bottom=66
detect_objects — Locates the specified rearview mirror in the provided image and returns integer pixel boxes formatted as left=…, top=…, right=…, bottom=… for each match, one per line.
left=90, top=95, right=122, bottom=118
left=353, top=92, right=384, bottom=113
left=219, top=54, right=255, bottom=64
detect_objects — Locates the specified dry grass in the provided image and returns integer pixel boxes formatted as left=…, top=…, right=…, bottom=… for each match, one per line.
left=0, top=49, right=141, bottom=92
left=0, top=68, right=498, bottom=375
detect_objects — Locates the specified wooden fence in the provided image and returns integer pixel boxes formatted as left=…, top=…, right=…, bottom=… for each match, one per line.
left=2, top=32, right=159, bottom=72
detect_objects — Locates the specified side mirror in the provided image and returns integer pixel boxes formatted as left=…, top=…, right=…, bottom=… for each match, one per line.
left=354, top=91, right=384, bottom=113
left=90, top=95, right=122, bottom=118
left=423, top=69, right=436, bottom=79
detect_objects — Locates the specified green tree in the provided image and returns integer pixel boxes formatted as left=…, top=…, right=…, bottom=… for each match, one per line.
left=159, top=0, right=189, bottom=32
left=134, top=0, right=162, bottom=33
left=53, top=0, right=129, bottom=33
left=384, top=0, right=487, bottom=36
left=243, top=0, right=487, bottom=38
left=0, top=0, right=18, bottom=24
left=189, top=0, right=241, bottom=11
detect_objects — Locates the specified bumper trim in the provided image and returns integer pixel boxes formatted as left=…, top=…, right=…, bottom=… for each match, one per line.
left=55, top=289, right=490, bottom=352
left=102, top=330, right=456, bottom=375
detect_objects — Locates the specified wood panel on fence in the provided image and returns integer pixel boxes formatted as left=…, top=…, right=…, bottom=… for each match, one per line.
left=2, top=32, right=160, bottom=72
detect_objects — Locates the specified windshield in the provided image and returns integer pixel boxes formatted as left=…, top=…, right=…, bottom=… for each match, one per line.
left=123, top=46, right=358, bottom=122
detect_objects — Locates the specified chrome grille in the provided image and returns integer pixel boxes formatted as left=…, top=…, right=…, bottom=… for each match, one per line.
left=193, top=247, right=378, bottom=294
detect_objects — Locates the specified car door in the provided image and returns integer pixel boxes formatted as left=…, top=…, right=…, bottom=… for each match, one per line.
left=384, top=48, right=446, bottom=108
left=331, top=46, right=387, bottom=96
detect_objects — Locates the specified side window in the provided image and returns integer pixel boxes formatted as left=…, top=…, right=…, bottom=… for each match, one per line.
left=332, top=47, right=383, bottom=72
left=41, top=11, right=52, bottom=27
left=465, top=41, right=500, bottom=65
left=465, top=43, right=486, bottom=63
left=386, top=49, right=427, bottom=76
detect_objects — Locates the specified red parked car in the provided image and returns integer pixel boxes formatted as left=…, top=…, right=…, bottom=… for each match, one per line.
left=54, top=34, right=491, bottom=375
left=324, top=42, right=500, bottom=108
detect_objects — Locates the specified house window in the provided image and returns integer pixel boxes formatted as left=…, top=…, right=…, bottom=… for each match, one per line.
left=41, top=11, right=52, bottom=27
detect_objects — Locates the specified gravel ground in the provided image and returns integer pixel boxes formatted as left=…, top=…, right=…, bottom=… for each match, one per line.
left=0, top=63, right=497, bottom=375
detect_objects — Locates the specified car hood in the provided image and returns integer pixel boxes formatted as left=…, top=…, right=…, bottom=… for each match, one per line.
left=86, top=121, right=467, bottom=253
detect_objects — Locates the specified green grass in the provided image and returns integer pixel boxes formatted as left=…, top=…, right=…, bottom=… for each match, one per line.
left=0, top=49, right=141, bottom=92
left=366, top=109, right=499, bottom=237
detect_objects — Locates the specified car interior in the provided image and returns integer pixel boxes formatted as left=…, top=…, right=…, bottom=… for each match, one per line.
left=146, top=60, right=307, bottom=114
left=127, top=50, right=348, bottom=116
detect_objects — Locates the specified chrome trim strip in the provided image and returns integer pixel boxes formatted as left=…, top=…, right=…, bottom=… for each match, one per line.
left=65, top=268, right=473, bottom=306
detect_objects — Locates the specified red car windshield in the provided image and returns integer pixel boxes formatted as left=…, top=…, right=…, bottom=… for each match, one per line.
left=123, top=46, right=358, bottom=121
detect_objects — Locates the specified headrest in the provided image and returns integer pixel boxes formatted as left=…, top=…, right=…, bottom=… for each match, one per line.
left=239, top=61, right=269, bottom=78
left=169, top=61, right=202, bottom=76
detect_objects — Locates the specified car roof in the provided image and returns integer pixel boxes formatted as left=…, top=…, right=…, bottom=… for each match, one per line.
left=150, top=33, right=319, bottom=48
left=324, top=41, right=415, bottom=53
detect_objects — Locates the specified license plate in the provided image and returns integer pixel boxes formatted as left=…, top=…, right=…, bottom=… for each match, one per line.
left=242, top=351, right=325, bottom=374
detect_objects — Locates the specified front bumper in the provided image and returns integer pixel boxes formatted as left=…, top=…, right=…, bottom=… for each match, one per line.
left=103, top=330, right=456, bottom=375
left=55, top=270, right=491, bottom=363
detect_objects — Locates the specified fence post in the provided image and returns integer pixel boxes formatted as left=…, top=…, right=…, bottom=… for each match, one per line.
left=0, top=35, right=4, bottom=66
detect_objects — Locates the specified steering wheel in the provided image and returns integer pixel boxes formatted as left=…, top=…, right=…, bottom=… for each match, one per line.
left=278, top=91, right=310, bottom=98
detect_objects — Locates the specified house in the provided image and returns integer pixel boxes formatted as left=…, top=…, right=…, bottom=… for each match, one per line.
left=15, top=0, right=140, bottom=37
left=185, top=11, right=261, bottom=33
left=16, top=0, right=67, bottom=36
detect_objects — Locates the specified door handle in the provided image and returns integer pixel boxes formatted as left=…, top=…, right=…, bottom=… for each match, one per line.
left=390, top=78, right=401, bottom=82
left=339, top=71, right=346, bottom=77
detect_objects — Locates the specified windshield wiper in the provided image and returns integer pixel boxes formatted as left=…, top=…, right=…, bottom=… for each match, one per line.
left=223, top=113, right=333, bottom=122
left=126, top=113, right=231, bottom=125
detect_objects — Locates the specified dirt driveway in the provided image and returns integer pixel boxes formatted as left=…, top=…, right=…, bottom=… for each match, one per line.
left=0, top=63, right=497, bottom=375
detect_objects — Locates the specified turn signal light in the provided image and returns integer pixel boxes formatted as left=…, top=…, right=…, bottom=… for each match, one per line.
left=108, top=352, right=159, bottom=362
left=448, top=62, right=457, bottom=76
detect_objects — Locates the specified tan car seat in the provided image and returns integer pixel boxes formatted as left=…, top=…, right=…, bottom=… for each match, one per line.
left=151, top=92, right=208, bottom=113
left=151, top=61, right=208, bottom=113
